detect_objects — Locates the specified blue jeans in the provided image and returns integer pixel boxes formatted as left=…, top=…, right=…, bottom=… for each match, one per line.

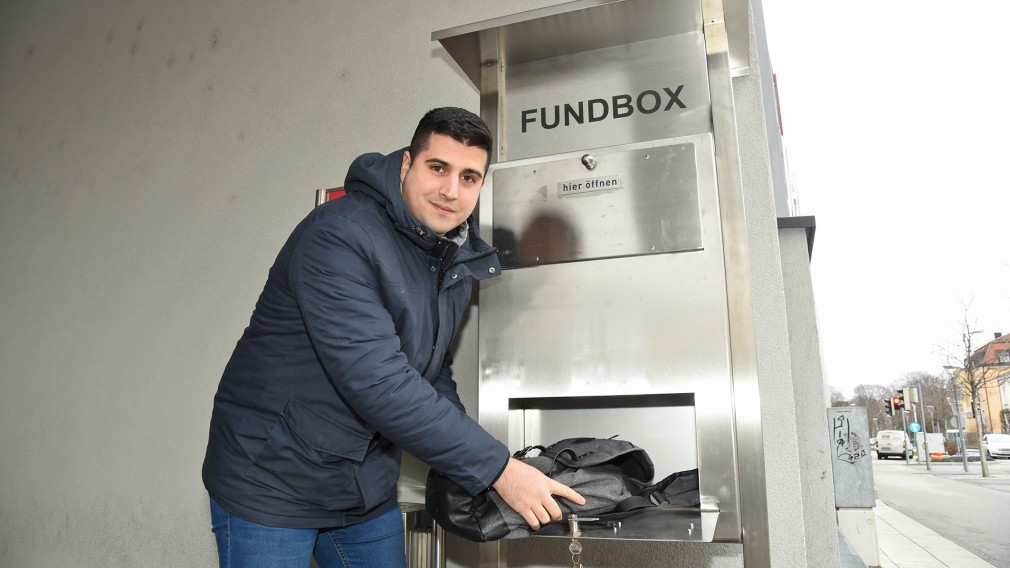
left=210, top=497, right=406, bottom=568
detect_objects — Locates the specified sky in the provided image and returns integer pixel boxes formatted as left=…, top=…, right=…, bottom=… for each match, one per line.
left=757, top=3, right=1010, bottom=397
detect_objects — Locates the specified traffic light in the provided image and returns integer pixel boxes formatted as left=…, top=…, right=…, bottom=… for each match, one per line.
left=891, top=395, right=904, bottom=412
left=883, top=398, right=893, bottom=416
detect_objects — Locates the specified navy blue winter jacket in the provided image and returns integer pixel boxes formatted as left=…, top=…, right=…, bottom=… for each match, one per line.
left=202, top=148, right=509, bottom=528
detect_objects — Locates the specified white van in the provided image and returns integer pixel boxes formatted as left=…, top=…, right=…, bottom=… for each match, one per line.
left=876, top=430, right=912, bottom=459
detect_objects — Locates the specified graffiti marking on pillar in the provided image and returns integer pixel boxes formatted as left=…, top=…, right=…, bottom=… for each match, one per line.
left=833, top=414, right=867, bottom=465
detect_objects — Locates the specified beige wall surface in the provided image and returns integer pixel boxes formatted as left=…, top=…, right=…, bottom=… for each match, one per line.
left=0, top=1, right=829, bottom=566
left=0, top=1, right=562, bottom=565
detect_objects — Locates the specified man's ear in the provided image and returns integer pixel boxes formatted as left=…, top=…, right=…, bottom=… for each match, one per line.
left=399, top=151, right=411, bottom=183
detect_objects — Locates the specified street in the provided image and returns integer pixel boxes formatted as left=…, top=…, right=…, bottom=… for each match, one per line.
left=873, top=456, right=1010, bottom=568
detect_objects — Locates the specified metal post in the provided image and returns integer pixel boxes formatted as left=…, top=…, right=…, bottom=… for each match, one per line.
left=911, top=404, right=920, bottom=464
left=430, top=524, right=445, bottom=568
left=954, top=389, right=969, bottom=472
left=926, top=404, right=935, bottom=467
left=944, top=366, right=970, bottom=473
left=921, top=400, right=933, bottom=470
left=901, top=410, right=910, bottom=464
left=704, top=5, right=773, bottom=566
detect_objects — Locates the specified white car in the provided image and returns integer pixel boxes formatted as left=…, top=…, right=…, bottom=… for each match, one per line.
left=876, top=430, right=912, bottom=460
left=981, top=433, right=1010, bottom=459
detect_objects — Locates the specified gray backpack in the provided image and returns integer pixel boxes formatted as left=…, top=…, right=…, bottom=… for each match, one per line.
left=425, top=437, right=700, bottom=541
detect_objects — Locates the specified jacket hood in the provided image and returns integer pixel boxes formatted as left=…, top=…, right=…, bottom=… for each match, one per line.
left=343, top=148, right=415, bottom=233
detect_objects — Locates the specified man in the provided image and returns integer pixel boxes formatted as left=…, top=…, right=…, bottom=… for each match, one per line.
left=203, top=107, right=583, bottom=568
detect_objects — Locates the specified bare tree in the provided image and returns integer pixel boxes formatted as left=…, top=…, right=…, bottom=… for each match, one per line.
left=946, top=309, right=1009, bottom=477
left=892, top=372, right=954, bottom=436
left=851, top=383, right=893, bottom=433
left=829, top=387, right=848, bottom=407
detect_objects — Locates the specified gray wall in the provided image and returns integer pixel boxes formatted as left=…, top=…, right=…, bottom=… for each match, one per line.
left=779, top=228, right=840, bottom=563
left=0, top=1, right=834, bottom=566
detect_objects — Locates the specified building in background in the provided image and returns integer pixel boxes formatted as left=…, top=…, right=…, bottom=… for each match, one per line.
left=959, top=332, right=1010, bottom=434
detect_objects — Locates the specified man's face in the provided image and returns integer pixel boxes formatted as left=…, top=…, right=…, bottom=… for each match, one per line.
left=400, top=133, right=487, bottom=236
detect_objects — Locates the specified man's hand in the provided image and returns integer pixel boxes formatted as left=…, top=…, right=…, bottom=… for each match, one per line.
left=491, top=457, right=586, bottom=531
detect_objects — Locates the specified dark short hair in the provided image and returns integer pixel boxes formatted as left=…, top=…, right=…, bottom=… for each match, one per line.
left=409, top=107, right=493, bottom=172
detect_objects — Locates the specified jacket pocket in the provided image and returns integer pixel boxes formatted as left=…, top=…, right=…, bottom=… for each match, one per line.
left=246, top=398, right=376, bottom=511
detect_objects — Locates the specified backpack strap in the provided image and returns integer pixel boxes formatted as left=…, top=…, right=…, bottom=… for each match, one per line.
left=634, top=468, right=701, bottom=507
left=594, top=468, right=702, bottom=521
left=512, top=445, right=546, bottom=459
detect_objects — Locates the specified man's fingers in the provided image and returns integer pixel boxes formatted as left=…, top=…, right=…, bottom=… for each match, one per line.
left=550, top=481, right=586, bottom=506
left=522, top=502, right=558, bottom=531
left=542, top=497, right=563, bottom=521
left=522, top=509, right=542, bottom=531
left=535, top=504, right=552, bottom=525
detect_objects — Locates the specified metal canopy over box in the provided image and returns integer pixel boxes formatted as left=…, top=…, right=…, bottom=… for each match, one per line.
left=432, top=0, right=752, bottom=88
left=434, top=0, right=769, bottom=564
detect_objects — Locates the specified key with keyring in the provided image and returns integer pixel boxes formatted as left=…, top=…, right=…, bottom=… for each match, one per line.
left=567, top=514, right=598, bottom=567
left=569, top=537, right=583, bottom=567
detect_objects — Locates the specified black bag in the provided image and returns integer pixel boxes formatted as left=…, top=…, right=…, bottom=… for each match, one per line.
left=425, top=437, right=700, bottom=542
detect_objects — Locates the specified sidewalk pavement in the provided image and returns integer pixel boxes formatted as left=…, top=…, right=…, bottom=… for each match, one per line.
left=920, top=459, right=1010, bottom=493
left=844, top=461, right=1009, bottom=568
left=875, top=501, right=994, bottom=568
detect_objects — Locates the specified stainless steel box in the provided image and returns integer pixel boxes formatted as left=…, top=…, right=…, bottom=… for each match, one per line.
left=435, top=0, right=767, bottom=557
left=478, top=134, right=735, bottom=542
